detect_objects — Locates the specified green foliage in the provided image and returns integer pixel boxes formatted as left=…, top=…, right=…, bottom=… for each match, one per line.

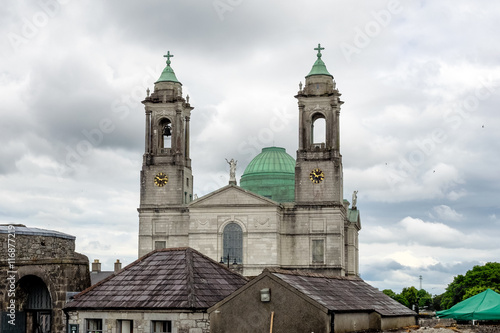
left=440, top=262, right=500, bottom=309
left=401, top=286, right=419, bottom=310
left=432, top=293, right=443, bottom=311
left=394, top=294, right=410, bottom=308
left=386, top=286, right=437, bottom=311
left=417, top=289, right=432, bottom=308
left=463, top=286, right=500, bottom=300
left=383, top=289, right=396, bottom=299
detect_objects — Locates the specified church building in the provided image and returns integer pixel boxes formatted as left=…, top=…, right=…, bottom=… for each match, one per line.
left=137, top=45, right=361, bottom=277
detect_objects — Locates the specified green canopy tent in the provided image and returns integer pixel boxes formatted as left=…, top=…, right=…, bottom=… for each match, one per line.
left=436, top=289, right=500, bottom=321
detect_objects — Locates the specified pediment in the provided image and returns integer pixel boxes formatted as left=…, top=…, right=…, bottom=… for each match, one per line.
left=190, top=185, right=279, bottom=208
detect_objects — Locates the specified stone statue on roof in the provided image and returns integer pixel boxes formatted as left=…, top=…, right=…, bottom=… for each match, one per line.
left=225, top=158, right=237, bottom=184
left=352, top=190, right=358, bottom=209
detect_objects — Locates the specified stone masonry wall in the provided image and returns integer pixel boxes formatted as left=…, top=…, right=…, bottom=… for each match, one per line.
left=67, top=310, right=210, bottom=333
left=0, top=225, right=90, bottom=333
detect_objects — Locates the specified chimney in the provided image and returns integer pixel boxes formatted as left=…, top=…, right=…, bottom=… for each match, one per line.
left=91, top=259, right=101, bottom=273
left=114, top=259, right=122, bottom=273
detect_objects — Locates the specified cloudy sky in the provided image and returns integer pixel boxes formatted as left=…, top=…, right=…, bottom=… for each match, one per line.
left=1, top=0, right=499, bottom=295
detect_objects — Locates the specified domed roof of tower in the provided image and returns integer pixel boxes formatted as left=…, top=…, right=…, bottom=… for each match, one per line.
left=306, top=43, right=333, bottom=78
left=155, top=51, right=181, bottom=84
left=240, top=147, right=295, bottom=203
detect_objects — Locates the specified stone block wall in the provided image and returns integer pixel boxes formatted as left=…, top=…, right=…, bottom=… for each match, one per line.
left=67, top=310, right=210, bottom=333
left=0, top=225, right=90, bottom=333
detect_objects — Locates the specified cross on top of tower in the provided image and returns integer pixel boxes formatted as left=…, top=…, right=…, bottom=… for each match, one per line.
left=314, top=43, right=325, bottom=58
left=163, top=51, right=174, bottom=65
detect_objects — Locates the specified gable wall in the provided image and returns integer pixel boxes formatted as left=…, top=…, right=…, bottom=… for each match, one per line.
left=209, top=275, right=330, bottom=333
left=189, top=205, right=281, bottom=276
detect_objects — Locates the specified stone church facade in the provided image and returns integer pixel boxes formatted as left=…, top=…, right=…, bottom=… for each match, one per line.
left=138, top=46, right=361, bottom=277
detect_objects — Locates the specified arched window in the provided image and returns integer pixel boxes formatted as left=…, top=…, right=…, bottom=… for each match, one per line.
left=159, top=118, right=172, bottom=149
left=311, top=114, right=326, bottom=145
left=223, top=223, right=242, bottom=264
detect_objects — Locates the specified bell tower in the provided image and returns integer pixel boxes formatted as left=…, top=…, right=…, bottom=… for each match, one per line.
left=138, top=52, right=194, bottom=257
left=294, top=44, right=344, bottom=204
left=281, top=45, right=351, bottom=276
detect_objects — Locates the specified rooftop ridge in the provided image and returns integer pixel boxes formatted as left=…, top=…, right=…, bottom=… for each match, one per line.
left=70, top=247, right=248, bottom=307
left=265, top=267, right=361, bottom=280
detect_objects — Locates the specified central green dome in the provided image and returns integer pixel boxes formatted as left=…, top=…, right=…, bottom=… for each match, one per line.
left=240, top=147, right=295, bottom=203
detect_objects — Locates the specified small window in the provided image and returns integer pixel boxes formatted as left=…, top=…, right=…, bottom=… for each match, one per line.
left=152, top=321, right=171, bottom=333
left=155, top=241, right=166, bottom=250
left=312, top=239, right=325, bottom=263
left=118, top=320, right=133, bottom=333
left=86, top=319, right=103, bottom=333
left=186, top=177, right=189, bottom=186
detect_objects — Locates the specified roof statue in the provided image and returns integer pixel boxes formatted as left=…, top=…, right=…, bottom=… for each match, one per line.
left=226, top=158, right=237, bottom=185
left=352, top=190, right=358, bottom=209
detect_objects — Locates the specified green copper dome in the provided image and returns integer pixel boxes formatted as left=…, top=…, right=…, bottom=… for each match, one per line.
left=306, top=43, right=333, bottom=78
left=240, top=147, right=295, bottom=203
left=155, top=51, right=181, bottom=84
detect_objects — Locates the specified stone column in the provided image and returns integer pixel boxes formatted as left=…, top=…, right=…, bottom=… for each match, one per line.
left=298, top=104, right=305, bottom=150
left=145, top=109, right=151, bottom=154
left=175, top=109, right=182, bottom=155
left=185, top=116, right=190, bottom=159
left=335, top=109, right=341, bottom=151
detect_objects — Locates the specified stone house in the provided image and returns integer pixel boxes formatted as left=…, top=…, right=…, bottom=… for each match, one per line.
left=64, top=247, right=248, bottom=333
left=208, top=268, right=417, bottom=333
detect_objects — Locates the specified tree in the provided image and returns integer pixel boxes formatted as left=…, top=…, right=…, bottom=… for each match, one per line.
left=440, top=262, right=500, bottom=309
left=432, top=293, right=443, bottom=311
left=401, top=286, right=419, bottom=311
left=383, top=289, right=397, bottom=299
left=463, top=285, right=500, bottom=300
left=394, top=293, right=410, bottom=308
left=417, top=289, right=432, bottom=309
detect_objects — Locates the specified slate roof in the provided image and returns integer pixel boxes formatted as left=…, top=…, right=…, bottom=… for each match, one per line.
left=65, top=248, right=248, bottom=310
left=269, top=269, right=416, bottom=317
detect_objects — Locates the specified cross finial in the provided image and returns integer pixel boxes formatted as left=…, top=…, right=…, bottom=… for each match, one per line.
left=314, top=43, right=325, bottom=58
left=163, top=51, right=174, bottom=66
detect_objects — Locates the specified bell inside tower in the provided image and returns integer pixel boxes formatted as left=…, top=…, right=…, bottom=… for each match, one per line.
left=159, top=118, right=172, bottom=149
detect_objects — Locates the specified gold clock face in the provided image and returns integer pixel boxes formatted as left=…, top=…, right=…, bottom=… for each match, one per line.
left=309, top=168, right=325, bottom=184
left=154, top=172, right=168, bottom=187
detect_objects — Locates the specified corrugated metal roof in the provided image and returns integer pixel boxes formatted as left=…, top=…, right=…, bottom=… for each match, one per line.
left=65, top=248, right=248, bottom=310
left=271, top=269, right=415, bottom=317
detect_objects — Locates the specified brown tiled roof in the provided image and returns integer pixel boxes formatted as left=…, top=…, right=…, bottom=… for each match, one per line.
left=65, top=248, right=248, bottom=310
left=269, top=268, right=416, bottom=317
